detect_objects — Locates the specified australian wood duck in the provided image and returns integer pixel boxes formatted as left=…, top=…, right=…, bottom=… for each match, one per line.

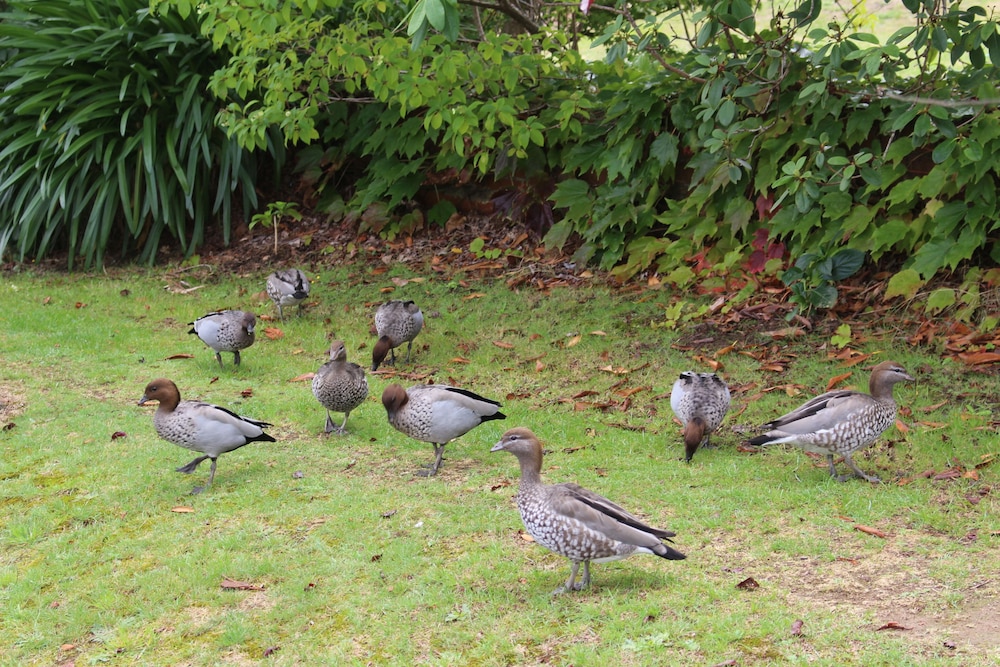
left=266, top=268, right=311, bottom=321
left=372, top=300, right=424, bottom=371
left=492, top=428, right=686, bottom=593
left=189, top=310, right=256, bottom=367
left=670, top=371, right=731, bottom=462
left=138, top=378, right=276, bottom=493
left=312, top=340, right=369, bottom=434
left=747, top=361, right=914, bottom=482
left=381, top=383, right=505, bottom=475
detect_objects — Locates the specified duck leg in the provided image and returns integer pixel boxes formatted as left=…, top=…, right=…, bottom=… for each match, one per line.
left=826, top=454, right=838, bottom=478
left=176, top=455, right=210, bottom=474
left=842, top=454, right=880, bottom=483
left=417, top=444, right=447, bottom=476
left=558, top=561, right=584, bottom=594
left=324, top=411, right=337, bottom=434
left=233, top=350, right=242, bottom=366
left=190, top=458, right=218, bottom=494
left=214, top=352, right=224, bottom=368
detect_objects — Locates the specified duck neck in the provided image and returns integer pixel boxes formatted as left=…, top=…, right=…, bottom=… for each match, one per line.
left=516, top=450, right=544, bottom=487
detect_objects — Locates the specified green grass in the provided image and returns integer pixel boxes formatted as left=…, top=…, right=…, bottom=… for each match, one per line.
left=0, top=263, right=998, bottom=665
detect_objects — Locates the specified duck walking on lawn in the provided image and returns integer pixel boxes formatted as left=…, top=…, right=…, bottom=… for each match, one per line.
left=189, top=309, right=256, bottom=367
left=266, top=268, right=310, bottom=321
left=492, top=428, right=686, bottom=593
left=747, top=361, right=914, bottom=483
left=138, top=378, right=276, bottom=494
left=312, top=340, right=368, bottom=434
left=372, top=300, right=424, bottom=371
left=670, top=371, right=731, bottom=462
left=381, top=383, right=505, bottom=475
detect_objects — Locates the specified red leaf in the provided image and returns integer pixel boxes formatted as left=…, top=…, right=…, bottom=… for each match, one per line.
left=876, top=621, right=910, bottom=631
left=111, top=431, right=127, bottom=440
left=790, top=619, right=804, bottom=636
left=736, top=576, right=760, bottom=590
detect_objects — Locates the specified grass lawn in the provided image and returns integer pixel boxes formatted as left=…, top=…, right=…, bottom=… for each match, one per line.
left=0, top=259, right=997, bottom=665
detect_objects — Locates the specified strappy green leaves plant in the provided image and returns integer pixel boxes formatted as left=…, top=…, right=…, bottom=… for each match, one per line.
left=0, top=0, right=278, bottom=269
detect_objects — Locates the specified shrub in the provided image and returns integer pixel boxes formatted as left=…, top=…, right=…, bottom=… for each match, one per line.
left=0, top=0, right=279, bottom=268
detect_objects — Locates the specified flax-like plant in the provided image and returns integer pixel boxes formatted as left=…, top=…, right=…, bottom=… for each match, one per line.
left=0, top=0, right=277, bottom=268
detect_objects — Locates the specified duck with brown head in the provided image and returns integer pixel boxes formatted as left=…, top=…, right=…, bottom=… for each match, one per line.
left=492, top=427, right=686, bottom=594
left=371, top=300, right=423, bottom=371
left=747, top=361, right=914, bottom=482
left=138, top=378, right=276, bottom=493
left=381, top=383, right=504, bottom=475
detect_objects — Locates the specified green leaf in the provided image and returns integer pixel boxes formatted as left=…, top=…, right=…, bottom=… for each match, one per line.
left=423, top=0, right=446, bottom=31
left=925, top=288, right=956, bottom=314
left=819, top=248, right=865, bottom=281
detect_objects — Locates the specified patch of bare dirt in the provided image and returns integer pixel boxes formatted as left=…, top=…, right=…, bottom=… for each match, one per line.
left=0, top=384, right=27, bottom=422
left=779, top=535, right=1000, bottom=660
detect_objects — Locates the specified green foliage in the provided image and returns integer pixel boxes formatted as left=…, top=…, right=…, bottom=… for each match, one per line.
left=0, top=0, right=280, bottom=269
left=250, top=201, right=303, bottom=255
left=780, top=248, right=866, bottom=317
left=7, top=0, right=1000, bottom=286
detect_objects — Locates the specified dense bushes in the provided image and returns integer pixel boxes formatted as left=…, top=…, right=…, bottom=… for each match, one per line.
left=0, top=0, right=279, bottom=268
left=2, top=0, right=998, bottom=300
left=161, top=0, right=999, bottom=296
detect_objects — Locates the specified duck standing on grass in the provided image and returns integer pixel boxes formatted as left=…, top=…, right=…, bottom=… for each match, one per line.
left=381, top=383, right=505, bottom=475
left=492, top=428, right=686, bottom=593
left=747, top=361, right=914, bottom=483
left=138, top=378, right=276, bottom=494
left=266, top=268, right=310, bottom=321
left=669, top=371, right=731, bottom=462
left=188, top=309, right=256, bottom=368
left=372, top=300, right=424, bottom=371
left=312, top=340, right=368, bottom=434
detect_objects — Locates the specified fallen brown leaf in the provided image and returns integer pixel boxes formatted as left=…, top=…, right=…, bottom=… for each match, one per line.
left=220, top=577, right=264, bottom=591
left=791, top=619, right=804, bottom=636
left=492, top=341, right=514, bottom=349
left=975, top=453, right=997, bottom=468
left=289, top=373, right=315, bottom=382
left=826, top=371, right=853, bottom=391
left=263, top=327, right=283, bottom=340
left=450, top=357, right=471, bottom=364
left=854, top=524, right=889, bottom=538
left=111, top=431, right=127, bottom=440
left=164, top=353, right=195, bottom=360
left=736, top=576, right=760, bottom=590
left=171, top=506, right=195, bottom=513
left=535, top=360, right=545, bottom=372
left=957, top=351, right=1000, bottom=365
left=565, top=334, right=582, bottom=347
